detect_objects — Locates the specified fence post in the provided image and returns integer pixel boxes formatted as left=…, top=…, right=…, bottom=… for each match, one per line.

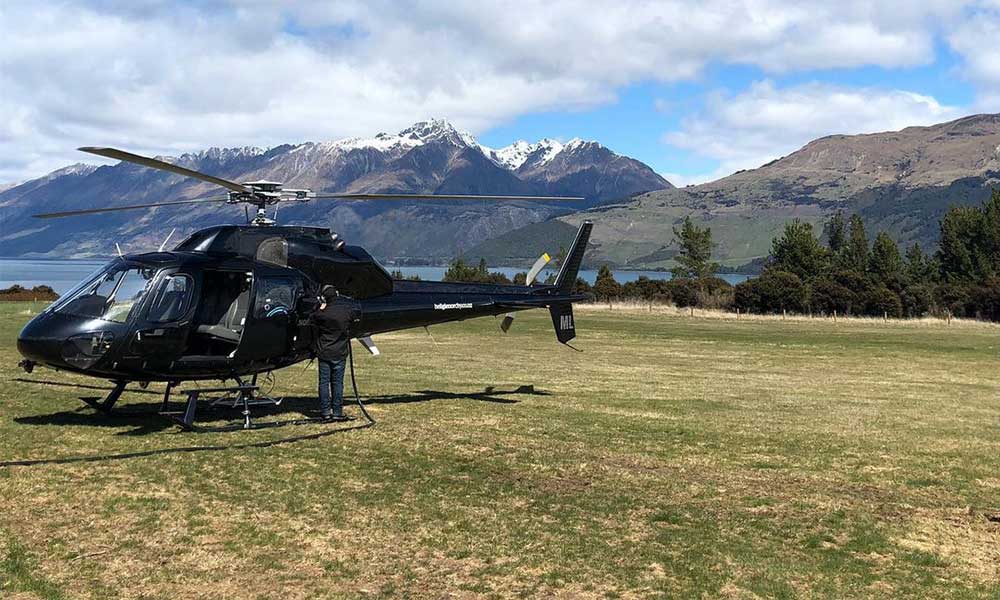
left=689, top=305, right=694, bottom=317
left=782, top=308, right=786, bottom=320
left=883, top=311, right=888, bottom=322
left=736, top=307, right=740, bottom=320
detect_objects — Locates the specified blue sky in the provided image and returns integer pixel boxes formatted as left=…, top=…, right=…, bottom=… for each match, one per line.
left=4, top=1, right=1000, bottom=184
left=481, top=50, right=981, bottom=185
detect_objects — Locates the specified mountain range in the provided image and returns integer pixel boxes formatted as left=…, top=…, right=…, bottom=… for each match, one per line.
left=0, top=119, right=670, bottom=260
left=472, top=113, right=1000, bottom=269
left=6, top=114, right=1000, bottom=270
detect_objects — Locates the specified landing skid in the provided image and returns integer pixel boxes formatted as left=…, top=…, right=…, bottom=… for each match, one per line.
left=159, top=374, right=283, bottom=431
left=208, top=374, right=281, bottom=410
left=80, top=380, right=126, bottom=413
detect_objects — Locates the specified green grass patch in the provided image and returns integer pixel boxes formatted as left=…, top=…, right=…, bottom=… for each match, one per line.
left=1, top=537, right=65, bottom=599
left=0, top=302, right=996, bottom=597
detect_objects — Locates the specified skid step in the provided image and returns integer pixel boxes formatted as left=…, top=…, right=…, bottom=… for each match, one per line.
left=160, top=384, right=261, bottom=431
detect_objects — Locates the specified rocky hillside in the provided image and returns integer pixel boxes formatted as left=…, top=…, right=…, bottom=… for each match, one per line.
left=476, top=114, right=1000, bottom=268
left=0, top=119, right=670, bottom=260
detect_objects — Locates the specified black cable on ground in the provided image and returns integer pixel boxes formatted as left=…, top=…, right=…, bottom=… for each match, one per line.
left=0, top=345, right=374, bottom=469
left=349, top=342, right=375, bottom=425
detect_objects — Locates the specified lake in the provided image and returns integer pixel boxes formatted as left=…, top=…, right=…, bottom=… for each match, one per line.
left=0, top=258, right=750, bottom=294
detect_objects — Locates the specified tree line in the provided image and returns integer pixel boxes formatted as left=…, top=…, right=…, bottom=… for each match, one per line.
left=430, top=190, right=1000, bottom=320
left=588, top=191, right=1000, bottom=319
left=734, top=191, right=1000, bottom=319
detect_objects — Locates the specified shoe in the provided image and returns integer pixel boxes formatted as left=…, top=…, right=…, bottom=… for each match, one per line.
left=329, top=414, right=353, bottom=422
left=319, top=411, right=334, bottom=421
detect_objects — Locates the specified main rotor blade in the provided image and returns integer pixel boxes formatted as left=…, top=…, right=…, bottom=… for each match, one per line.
left=79, top=147, right=251, bottom=193
left=308, top=193, right=584, bottom=201
left=32, top=196, right=229, bottom=219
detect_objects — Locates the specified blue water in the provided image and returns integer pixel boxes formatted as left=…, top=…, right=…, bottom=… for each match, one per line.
left=393, top=266, right=750, bottom=286
left=0, top=258, right=750, bottom=294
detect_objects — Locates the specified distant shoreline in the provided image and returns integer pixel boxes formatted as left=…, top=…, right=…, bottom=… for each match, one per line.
left=1, top=256, right=764, bottom=274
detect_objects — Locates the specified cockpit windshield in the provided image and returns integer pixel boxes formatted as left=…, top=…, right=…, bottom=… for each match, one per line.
left=50, top=261, right=157, bottom=323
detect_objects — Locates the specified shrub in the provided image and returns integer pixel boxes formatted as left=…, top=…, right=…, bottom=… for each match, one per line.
left=966, top=277, right=1000, bottom=320
left=901, top=283, right=934, bottom=318
left=622, top=276, right=671, bottom=301
left=694, top=276, right=734, bottom=309
left=935, top=283, right=972, bottom=317
left=809, top=278, right=857, bottom=315
left=389, top=269, right=421, bottom=281
left=665, top=278, right=699, bottom=308
left=443, top=258, right=511, bottom=284
left=0, top=285, right=59, bottom=301
left=832, top=269, right=869, bottom=296
left=734, top=270, right=807, bottom=314
left=864, top=285, right=903, bottom=318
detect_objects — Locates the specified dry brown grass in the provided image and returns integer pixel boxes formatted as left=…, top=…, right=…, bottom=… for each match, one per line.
left=0, top=302, right=997, bottom=598
left=579, top=300, right=999, bottom=328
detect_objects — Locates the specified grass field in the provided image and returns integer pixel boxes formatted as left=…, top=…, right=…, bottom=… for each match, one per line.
left=0, top=301, right=997, bottom=599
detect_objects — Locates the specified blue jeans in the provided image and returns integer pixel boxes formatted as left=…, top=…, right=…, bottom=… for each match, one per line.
left=318, top=359, right=346, bottom=416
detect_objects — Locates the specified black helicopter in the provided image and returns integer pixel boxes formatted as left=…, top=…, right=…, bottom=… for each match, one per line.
left=16, top=147, right=592, bottom=425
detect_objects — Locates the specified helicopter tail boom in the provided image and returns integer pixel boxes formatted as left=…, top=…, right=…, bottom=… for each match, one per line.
left=555, top=221, right=592, bottom=294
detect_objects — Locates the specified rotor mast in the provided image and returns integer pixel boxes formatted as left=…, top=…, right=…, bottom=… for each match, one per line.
left=234, top=181, right=310, bottom=226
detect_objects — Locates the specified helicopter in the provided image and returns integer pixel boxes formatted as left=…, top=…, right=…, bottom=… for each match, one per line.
left=15, top=147, right=593, bottom=427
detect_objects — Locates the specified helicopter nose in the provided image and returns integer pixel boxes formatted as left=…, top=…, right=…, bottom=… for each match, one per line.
left=17, top=313, right=63, bottom=366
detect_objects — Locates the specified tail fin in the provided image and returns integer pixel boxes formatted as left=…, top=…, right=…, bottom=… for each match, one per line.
left=555, top=221, right=592, bottom=294
left=549, top=303, right=576, bottom=344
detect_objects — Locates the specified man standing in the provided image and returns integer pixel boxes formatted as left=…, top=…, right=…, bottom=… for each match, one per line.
left=313, top=285, right=354, bottom=421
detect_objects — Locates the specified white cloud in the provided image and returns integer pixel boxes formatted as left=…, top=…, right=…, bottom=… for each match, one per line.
left=0, top=0, right=988, bottom=181
left=947, top=7, right=1000, bottom=111
left=663, top=80, right=962, bottom=182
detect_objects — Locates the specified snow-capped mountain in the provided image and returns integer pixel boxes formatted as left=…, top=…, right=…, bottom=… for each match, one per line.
left=482, top=139, right=565, bottom=170
left=0, top=119, right=671, bottom=259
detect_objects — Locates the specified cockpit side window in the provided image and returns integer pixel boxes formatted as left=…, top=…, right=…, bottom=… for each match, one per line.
left=103, top=269, right=156, bottom=323
left=54, top=264, right=155, bottom=322
left=147, top=274, right=193, bottom=323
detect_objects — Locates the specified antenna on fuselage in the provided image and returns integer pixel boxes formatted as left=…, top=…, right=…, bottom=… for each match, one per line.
left=158, top=228, right=176, bottom=252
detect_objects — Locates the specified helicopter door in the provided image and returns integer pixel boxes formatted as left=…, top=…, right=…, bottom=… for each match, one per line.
left=131, top=272, right=195, bottom=362
left=235, top=266, right=301, bottom=362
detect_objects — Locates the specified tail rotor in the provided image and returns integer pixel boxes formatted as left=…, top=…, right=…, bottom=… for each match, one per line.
left=501, top=252, right=552, bottom=333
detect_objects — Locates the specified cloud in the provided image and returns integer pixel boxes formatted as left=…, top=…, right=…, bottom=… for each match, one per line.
left=0, top=0, right=987, bottom=181
left=947, top=5, right=1000, bottom=110
left=663, top=80, right=962, bottom=181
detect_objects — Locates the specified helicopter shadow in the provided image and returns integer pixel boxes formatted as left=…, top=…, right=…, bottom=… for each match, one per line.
left=281, top=384, right=548, bottom=407
left=11, top=381, right=549, bottom=436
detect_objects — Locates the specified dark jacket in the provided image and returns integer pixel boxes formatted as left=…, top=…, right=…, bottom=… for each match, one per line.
left=313, top=301, right=355, bottom=361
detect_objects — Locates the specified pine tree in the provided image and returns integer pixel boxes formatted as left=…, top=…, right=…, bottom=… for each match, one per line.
left=845, top=214, right=870, bottom=273
left=904, top=243, right=935, bottom=285
left=823, top=211, right=848, bottom=259
left=670, top=216, right=718, bottom=279
left=936, top=190, right=1000, bottom=283
left=870, top=232, right=903, bottom=289
left=592, top=265, right=621, bottom=301
left=768, top=220, right=827, bottom=281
